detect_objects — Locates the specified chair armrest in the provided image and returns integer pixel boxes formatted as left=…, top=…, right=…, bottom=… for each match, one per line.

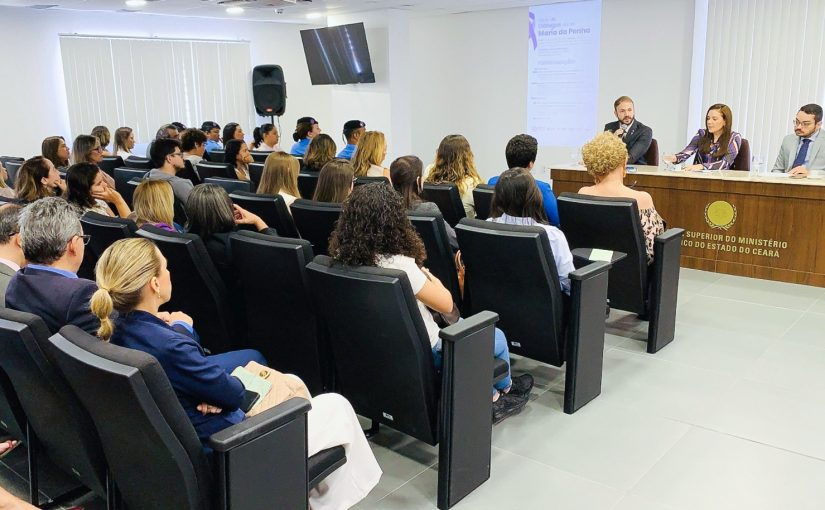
left=655, top=227, right=684, bottom=245
left=438, top=310, right=499, bottom=343
left=209, top=397, right=311, bottom=452
left=569, top=260, right=611, bottom=281
left=647, top=228, right=684, bottom=353
left=571, top=248, right=627, bottom=268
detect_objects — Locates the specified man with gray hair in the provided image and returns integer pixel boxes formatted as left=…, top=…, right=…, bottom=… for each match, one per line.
left=6, top=197, right=99, bottom=334
left=0, top=204, right=25, bottom=305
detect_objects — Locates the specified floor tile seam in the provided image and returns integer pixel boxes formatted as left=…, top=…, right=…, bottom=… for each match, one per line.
left=744, top=311, right=825, bottom=371
left=608, top=339, right=768, bottom=378
left=775, top=309, right=819, bottom=343
left=372, top=461, right=438, bottom=503
left=620, top=423, right=694, bottom=495
left=693, top=290, right=818, bottom=312
left=603, top=343, right=743, bottom=380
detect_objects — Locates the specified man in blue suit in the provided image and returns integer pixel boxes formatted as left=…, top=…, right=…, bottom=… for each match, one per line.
left=6, top=198, right=99, bottom=335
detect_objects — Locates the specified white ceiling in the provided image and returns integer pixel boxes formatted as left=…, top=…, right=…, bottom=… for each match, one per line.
left=0, top=0, right=542, bottom=23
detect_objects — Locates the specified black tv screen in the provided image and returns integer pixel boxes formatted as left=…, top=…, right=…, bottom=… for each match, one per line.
left=300, top=22, right=376, bottom=85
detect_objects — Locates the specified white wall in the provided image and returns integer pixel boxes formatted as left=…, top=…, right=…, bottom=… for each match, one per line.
left=0, top=6, right=332, bottom=157
left=409, top=0, right=696, bottom=180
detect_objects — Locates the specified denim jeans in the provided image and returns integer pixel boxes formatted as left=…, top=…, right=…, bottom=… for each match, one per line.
left=432, top=326, right=512, bottom=395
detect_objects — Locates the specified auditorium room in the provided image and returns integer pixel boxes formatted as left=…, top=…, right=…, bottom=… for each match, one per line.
left=0, top=0, right=823, bottom=508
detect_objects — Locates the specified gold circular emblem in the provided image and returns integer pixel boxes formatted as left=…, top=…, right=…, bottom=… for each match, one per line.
left=705, top=200, right=737, bottom=230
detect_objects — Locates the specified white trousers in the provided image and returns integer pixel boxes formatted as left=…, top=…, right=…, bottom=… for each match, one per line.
left=306, top=393, right=382, bottom=510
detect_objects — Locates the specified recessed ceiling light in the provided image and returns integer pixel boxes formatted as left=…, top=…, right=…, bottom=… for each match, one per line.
left=226, top=6, right=244, bottom=14
left=125, top=0, right=147, bottom=6
left=306, top=12, right=324, bottom=19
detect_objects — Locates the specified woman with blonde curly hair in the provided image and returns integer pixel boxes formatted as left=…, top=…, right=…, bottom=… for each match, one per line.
left=578, top=132, right=665, bottom=261
left=351, top=131, right=390, bottom=180
left=424, top=134, right=482, bottom=218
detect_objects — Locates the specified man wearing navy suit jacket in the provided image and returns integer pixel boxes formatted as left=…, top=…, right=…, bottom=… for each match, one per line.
left=604, top=96, right=654, bottom=165
left=6, top=198, right=99, bottom=335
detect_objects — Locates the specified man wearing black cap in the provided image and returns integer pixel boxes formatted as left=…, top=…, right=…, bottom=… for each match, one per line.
left=201, top=121, right=223, bottom=154
left=337, top=120, right=366, bottom=160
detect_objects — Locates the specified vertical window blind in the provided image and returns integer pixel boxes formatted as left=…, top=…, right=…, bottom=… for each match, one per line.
left=59, top=35, right=255, bottom=144
left=701, top=0, right=825, bottom=167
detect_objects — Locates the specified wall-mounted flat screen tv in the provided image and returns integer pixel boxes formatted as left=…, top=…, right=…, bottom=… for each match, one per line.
left=300, top=22, right=376, bottom=85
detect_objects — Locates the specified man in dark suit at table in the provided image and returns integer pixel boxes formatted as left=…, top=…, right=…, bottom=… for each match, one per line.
left=6, top=197, right=99, bottom=335
left=604, top=96, right=654, bottom=165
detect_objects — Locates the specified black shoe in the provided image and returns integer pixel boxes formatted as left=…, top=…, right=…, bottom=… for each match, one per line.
left=492, top=392, right=528, bottom=424
left=506, top=373, right=534, bottom=398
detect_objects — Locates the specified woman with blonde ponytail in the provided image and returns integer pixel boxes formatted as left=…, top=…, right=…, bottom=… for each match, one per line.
left=92, top=238, right=381, bottom=510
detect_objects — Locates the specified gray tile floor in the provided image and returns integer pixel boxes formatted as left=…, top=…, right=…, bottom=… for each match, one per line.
left=2, top=268, right=823, bottom=509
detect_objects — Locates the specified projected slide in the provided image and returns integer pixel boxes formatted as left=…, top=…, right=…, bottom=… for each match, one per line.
left=527, top=0, right=602, bottom=147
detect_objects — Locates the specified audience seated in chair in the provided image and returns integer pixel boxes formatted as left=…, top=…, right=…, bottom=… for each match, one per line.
left=132, top=179, right=182, bottom=233
left=352, top=131, right=391, bottom=180
left=313, top=159, right=354, bottom=203
left=113, top=126, right=135, bottom=160
left=145, top=123, right=180, bottom=158
left=250, top=122, right=281, bottom=152
left=91, top=238, right=381, bottom=509
left=6, top=198, right=99, bottom=335
left=488, top=168, right=575, bottom=293
left=222, top=122, right=245, bottom=146
left=65, top=163, right=131, bottom=218
left=336, top=120, right=365, bottom=160
left=0, top=162, right=15, bottom=200
left=201, top=121, right=223, bottom=154
left=290, top=116, right=321, bottom=157
left=90, top=125, right=113, bottom=157
left=329, top=183, right=532, bottom=423
left=41, top=135, right=71, bottom=173
left=258, top=151, right=302, bottom=209
left=180, top=127, right=207, bottom=169
left=146, top=137, right=193, bottom=203
left=302, top=134, right=337, bottom=174
left=487, top=134, right=560, bottom=226
left=224, top=139, right=253, bottom=181
left=71, top=134, right=116, bottom=188
left=0, top=204, right=24, bottom=305
left=578, top=132, right=665, bottom=261
left=15, top=156, right=65, bottom=203
left=391, top=155, right=458, bottom=251
left=424, top=134, right=482, bottom=218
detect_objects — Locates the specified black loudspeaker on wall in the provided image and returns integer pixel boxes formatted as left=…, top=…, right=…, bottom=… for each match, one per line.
left=252, top=65, right=287, bottom=117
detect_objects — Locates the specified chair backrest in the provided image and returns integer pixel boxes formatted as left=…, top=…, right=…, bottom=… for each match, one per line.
left=98, top=156, right=124, bottom=176
left=0, top=366, right=25, bottom=441
left=297, top=172, right=320, bottom=200
left=557, top=193, right=648, bottom=313
left=228, top=191, right=299, bottom=239
left=250, top=151, right=269, bottom=163
left=421, top=183, right=466, bottom=227
left=732, top=138, right=751, bottom=171
left=408, top=211, right=462, bottom=305
left=47, top=327, right=213, bottom=510
left=0, top=308, right=108, bottom=496
left=179, top=160, right=202, bottom=186
left=229, top=231, right=325, bottom=393
left=0, top=156, right=24, bottom=167
left=306, top=255, right=439, bottom=445
left=249, top=162, right=264, bottom=188
left=196, top=162, right=234, bottom=180
left=80, top=211, right=138, bottom=277
left=4, top=160, right=22, bottom=187
left=204, top=177, right=251, bottom=194
left=290, top=199, right=341, bottom=257
left=455, top=219, right=566, bottom=366
left=644, top=138, right=659, bottom=166
left=354, top=176, right=390, bottom=187
left=114, top=167, right=149, bottom=205
left=472, top=184, right=495, bottom=221
left=136, top=226, right=234, bottom=353
left=124, top=156, right=153, bottom=170
left=208, top=149, right=226, bottom=163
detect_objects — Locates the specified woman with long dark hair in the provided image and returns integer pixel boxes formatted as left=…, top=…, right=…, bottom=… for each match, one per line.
left=424, top=134, right=482, bottom=217
left=41, top=136, right=71, bottom=171
left=15, top=156, right=66, bottom=203
left=249, top=123, right=280, bottom=151
left=223, top=139, right=253, bottom=181
left=664, top=103, right=741, bottom=171
left=302, top=134, right=337, bottom=173
left=64, top=163, right=131, bottom=218
left=313, top=159, right=354, bottom=204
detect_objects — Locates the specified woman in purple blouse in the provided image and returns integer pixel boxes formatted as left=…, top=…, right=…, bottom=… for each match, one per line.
left=665, top=104, right=742, bottom=171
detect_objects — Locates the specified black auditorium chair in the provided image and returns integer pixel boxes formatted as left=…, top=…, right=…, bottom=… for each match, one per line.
left=471, top=184, right=495, bottom=221
left=125, top=177, right=144, bottom=209
left=79, top=212, right=138, bottom=279
left=0, top=156, right=24, bottom=167
left=732, top=138, right=751, bottom=171
left=0, top=364, right=26, bottom=449
left=557, top=193, right=684, bottom=353
left=230, top=231, right=326, bottom=393
left=290, top=199, right=341, bottom=257
left=297, top=172, right=320, bottom=199
left=204, top=177, right=252, bottom=194
left=229, top=191, right=299, bottom=239
left=408, top=211, right=462, bottom=306
left=197, top=162, right=235, bottom=180
left=4, top=160, right=23, bottom=187
left=250, top=151, right=269, bottom=163
left=456, top=218, right=612, bottom=414
left=178, top=160, right=202, bottom=186
left=422, top=183, right=466, bottom=227
left=248, top=162, right=264, bottom=189
left=208, top=149, right=226, bottom=163
left=98, top=156, right=124, bottom=177
left=307, top=255, right=504, bottom=509
left=136, top=226, right=235, bottom=354
left=0, top=308, right=114, bottom=507
left=123, top=156, right=153, bottom=170
left=48, top=326, right=346, bottom=510
left=114, top=167, right=148, bottom=205
left=354, top=176, right=390, bottom=187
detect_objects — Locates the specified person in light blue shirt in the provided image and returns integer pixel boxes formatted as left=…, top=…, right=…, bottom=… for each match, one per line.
left=201, top=121, right=223, bottom=154
left=487, top=134, right=560, bottom=226
left=337, top=120, right=365, bottom=160
left=290, top=116, right=321, bottom=157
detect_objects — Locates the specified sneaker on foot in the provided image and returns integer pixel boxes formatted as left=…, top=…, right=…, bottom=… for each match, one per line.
left=492, top=392, right=528, bottom=424
left=506, top=373, right=534, bottom=398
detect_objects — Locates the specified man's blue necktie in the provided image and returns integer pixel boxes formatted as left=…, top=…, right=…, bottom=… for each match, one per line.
left=792, top=138, right=812, bottom=168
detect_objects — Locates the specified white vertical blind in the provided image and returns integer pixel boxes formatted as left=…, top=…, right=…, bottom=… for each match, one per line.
left=59, top=35, right=255, bottom=144
left=702, top=0, right=825, bottom=166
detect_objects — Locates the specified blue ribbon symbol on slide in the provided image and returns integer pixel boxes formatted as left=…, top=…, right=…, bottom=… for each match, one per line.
left=529, top=12, right=538, bottom=50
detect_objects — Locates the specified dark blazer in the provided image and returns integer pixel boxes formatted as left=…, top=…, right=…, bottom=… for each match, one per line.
left=5, top=266, right=100, bottom=335
left=110, top=310, right=245, bottom=444
left=0, top=262, right=17, bottom=307
left=604, top=119, right=653, bottom=165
